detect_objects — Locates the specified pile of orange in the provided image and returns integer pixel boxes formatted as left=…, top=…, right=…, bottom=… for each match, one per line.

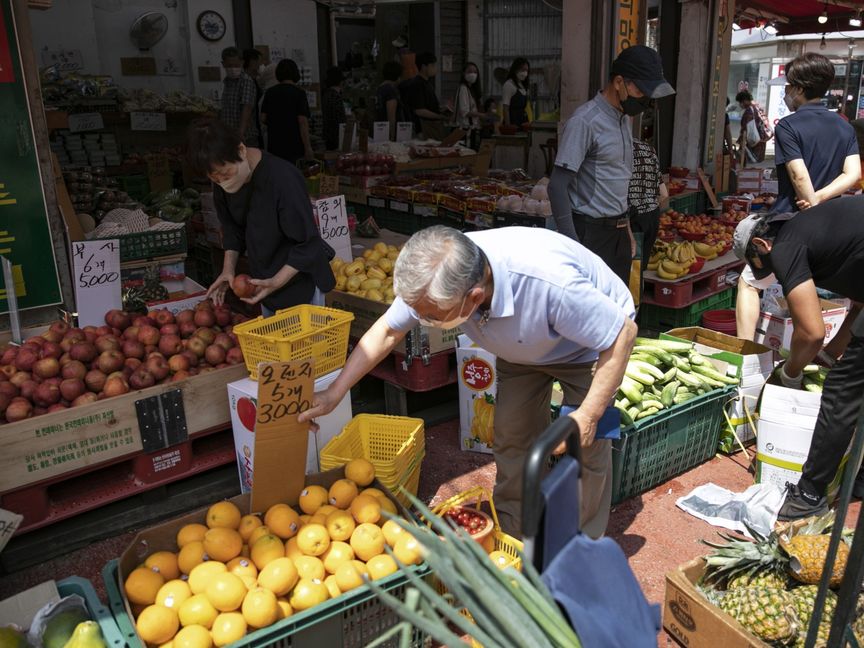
left=124, top=458, right=423, bottom=647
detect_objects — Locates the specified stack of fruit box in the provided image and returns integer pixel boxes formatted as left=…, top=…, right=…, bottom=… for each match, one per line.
left=661, top=327, right=773, bottom=449
left=109, top=467, right=429, bottom=648
left=456, top=335, right=496, bottom=455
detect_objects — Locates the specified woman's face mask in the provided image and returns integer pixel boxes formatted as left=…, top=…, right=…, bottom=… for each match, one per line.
left=465, top=72, right=478, bottom=84
left=784, top=86, right=801, bottom=112
left=210, top=154, right=252, bottom=193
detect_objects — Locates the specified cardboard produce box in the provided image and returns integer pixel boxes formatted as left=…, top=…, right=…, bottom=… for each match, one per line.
left=0, top=365, right=247, bottom=494
left=664, top=557, right=770, bottom=648
left=456, top=335, right=496, bottom=454
left=755, top=298, right=846, bottom=354
left=227, top=369, right=352, bottom=492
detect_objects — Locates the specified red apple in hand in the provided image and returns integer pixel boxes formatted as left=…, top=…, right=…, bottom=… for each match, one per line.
left=232, top=274, right=258, bottom=298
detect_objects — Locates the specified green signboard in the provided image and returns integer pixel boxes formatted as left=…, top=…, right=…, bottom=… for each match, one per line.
left=0, top=1, right=62, bottom=313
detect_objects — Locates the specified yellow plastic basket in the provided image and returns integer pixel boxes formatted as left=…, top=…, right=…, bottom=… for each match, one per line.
left=384, top=457, right=423, bottom=507
left=233, top=305, right=354, bottom=380
left=320, top=414, right=425, bottom=480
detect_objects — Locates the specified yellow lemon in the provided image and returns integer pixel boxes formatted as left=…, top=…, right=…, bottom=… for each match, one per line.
left=204, top=572, right=247, bottom=612
left=298, top=485, right=329, bottom=515
left=247, top=525, right=271, bottom=547
left=350, top=523, right=385, bottom=562
left=366, top=554, right=398, bottom=580
left=210, top=612, right=247, bottom=647
left=136, top=604, right=179, bottom=645
left=241, top=587, right=279, bottom=628
left=250, top=534, right=284, bottom=570
left=178, top=594, right=218, bottom=629
left=173, top=624, right=212, bottom=648
left=237, top=515, right=263, bottom=542
left=125, top=567, right=165, bottom=606
left=289, top=578, right=329, bottom=611
left=264, top=504, right=301, bottom=540
left=177, top=541, right=208, bottom=575
left=276, top=598, right=293, bottom=619
left=257, top=557, right=299, bottom=596
left=325, top=510, right=356, bottom=542
left=334, top=561, right=366, bottom=593
left=188, top=561, right=227, bottom=595
left=206, top=501, right=242, bottom=530
left=378, top=497, right=398, bottom=517
left=321, top=541, right=354, bottom=575
left=284, top=537, right=303, bottom=561
left=393, top=534, right=424, bottom=566
left=317, top=504, right=338, bottom=517
left=349, top=494, right=381, bottom=525
left=345, top=458, right=375, bottom=487
left=381, top=519, right=406, bottom=548
left=292, top=555, right=326, bottom=581
left=203, top=528, right=243, bottom=563
left=296, top=524, right=330, bottom=557
left=324, top=575, right=342, bottom=599
left=360, top=487, right=387, bottom=500
left=156, top=579, right=192, bottom=610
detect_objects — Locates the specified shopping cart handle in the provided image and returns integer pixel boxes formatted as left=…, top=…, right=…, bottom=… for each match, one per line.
left=521, top=415, right=582, bottom=538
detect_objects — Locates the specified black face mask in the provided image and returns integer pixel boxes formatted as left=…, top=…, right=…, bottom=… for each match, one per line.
left=621, top=93, right=653, bottom=116
left=750, top=252, right=774, bottom=280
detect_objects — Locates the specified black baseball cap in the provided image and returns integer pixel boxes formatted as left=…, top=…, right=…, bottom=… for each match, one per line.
left=611, top=45, right=675, bottom=99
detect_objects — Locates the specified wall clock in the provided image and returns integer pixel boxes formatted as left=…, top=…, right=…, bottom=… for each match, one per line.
left=196, top=10, right=226, bottom=42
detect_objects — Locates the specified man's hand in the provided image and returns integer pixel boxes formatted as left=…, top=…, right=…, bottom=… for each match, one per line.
left=629, top=230, right=637, bottom=259
left=241, top=275, right=288, bottom=305
left=778, top=363, right=804, bottom=390
left=206, top=271, right=235, bottom=306
left=297, top=386, right=344, bottom=426
left=551, top=406, right=599, bottom=454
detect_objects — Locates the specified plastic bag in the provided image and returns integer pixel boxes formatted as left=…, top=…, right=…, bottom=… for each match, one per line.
left=28, top=594, right=89, bottom=648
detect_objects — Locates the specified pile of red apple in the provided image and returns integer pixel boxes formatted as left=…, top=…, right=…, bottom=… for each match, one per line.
left=0, top=300, right=247, bottom=424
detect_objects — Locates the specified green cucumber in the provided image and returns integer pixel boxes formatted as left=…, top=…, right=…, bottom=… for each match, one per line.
left=625, top=369, right=655, bottom=386
left=635, top=407, right=659, bottom=420
left=673, top=393, right=698, bottom=404
left=628, top=360, right=665, bottom=380
left=631, top=353, right=662, bottom=367
left=661, top=367, right=678, bottom=383
left=619, top=377, right=644, bottom=404
left=802, top=364, right=821, bottom=374
left=627, top=406, right=641, bottom=420
left=661, top=381, right=680, bottom=408
left=804, top=383, right=823, bottom=393
left=634, top=337, right=693, bottom=353
left=676, top=371, right=706, bottom=389
left=633, top=345, right=675, bottom=366
left=642, top=399, right=665, bottom=410
left=691, top=363, right=739, bottom=385
left=618, top=406, right=634, bottom=426
left=672, top=355, right=692, bottom=372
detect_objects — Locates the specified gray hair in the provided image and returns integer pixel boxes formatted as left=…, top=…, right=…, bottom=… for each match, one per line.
left=393, top=226, right=484, bottom=308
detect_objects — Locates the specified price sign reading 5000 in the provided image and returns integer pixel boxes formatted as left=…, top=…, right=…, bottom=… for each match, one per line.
left=256, top=361, right=313, bottom=424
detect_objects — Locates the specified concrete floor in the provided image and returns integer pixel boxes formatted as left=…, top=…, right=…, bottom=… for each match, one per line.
left=1, top=416, right=859, bottom=647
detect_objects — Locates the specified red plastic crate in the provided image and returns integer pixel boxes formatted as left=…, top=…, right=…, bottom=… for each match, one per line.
left=642, top=263, right=741, bottom=308
left=1, top=429, right=235, bottom=534
left=391, top=351, right=454, bottom=391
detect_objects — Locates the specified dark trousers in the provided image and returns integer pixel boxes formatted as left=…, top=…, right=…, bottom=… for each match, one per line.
left=800, top=309, right=864, bottom=495
left=630, top=208, right=659, bottom=262
left=572, top=213, right=632, bottom=285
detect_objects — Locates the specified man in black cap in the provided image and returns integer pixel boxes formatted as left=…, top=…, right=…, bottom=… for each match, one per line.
left=549, top=45, right=675, bottom=284
left=733, top=199, right=864, bottom=519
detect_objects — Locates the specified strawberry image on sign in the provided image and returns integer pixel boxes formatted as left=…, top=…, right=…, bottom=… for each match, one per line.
left=237, top=397, right=257, bottom=431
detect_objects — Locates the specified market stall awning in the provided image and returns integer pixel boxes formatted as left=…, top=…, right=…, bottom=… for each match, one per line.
left=737, top=0, right=864, bottom=35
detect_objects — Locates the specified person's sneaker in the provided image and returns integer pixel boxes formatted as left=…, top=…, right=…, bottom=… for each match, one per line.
left=777, top=482, right=828, bottom=521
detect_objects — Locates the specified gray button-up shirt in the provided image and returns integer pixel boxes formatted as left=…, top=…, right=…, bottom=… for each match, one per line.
left=555, top=92, right=633, bottom=219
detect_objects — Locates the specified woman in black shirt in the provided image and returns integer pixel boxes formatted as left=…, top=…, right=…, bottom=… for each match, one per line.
left=376, top=61, right=405, bottom=141
left=187, top=119, right=335, bottom=315
left=261, top=59, right=314, bottom=164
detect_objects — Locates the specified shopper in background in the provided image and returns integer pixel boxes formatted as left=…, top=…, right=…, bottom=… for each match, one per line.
left=400, top=52, right=450, bottom=139
left=376, top=61, right=406, bottom=141
left=628, top=139, right=668, bottom=268
left=733, top=199, right=864, bottom=519
left=298, top=225, right=637, bottom=539
left=243, top=49, right=264, bottom=147
left=479, top=98, right=501, bottom=139
left=260, top=59, right=314, bottom=165
left=735, top=90, right=770, bottom=165
left=548, top=45, right=675, bottom=284
left=220, top=47, right=260, bottom=146
left=454, top=62, right=485, bottom=148
left=502, top=58, right=530, bottom=127
left=736, top=53, right=861, bottom=341
left=723, top=97, right=736, bottom=164
left=187, top=119, right=335, bottom=316
left=322, top=66, right=347, bottom=151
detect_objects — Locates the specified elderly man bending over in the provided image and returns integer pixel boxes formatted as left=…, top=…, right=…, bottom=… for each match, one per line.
left=300, top=226, right=636, bottom=537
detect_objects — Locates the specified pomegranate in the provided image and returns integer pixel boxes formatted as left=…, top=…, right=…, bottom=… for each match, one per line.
left=85, top=369, right=107, bottom=393
left=33, top=357, right=61, bottom=379
left=14, top=347, right=38, bottom=372
left=145, top=356, right=170, bottom=381
left=137, top=325, right=160, bottom=346
left=34, top=382, right=61, bottom=407
left=104, top=375, right=130, bottom=397
left=205, top=344, right=226, bottom=365
left=69, top=342, right=97, bottom=363
left=96, top=350, right=125, bottom=374
left=105, top=310, right=131, bottom=330
left=160, top=324, right=179, bottom=336
left=232, top=274, right=258, bottom=298
left=129, top=368, right=156, bottom=390
left=61, top=360, right=87, bottom=381
left=159, top=334, right=182, bottom=356
left=225, top=347, right=244, bottom=365
left=95, top=335, right=122, bottom=353
left=121, top=340, right=145, bottom=360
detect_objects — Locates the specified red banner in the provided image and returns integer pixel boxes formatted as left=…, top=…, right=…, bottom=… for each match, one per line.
left=0, top=6, right=15, bottom=84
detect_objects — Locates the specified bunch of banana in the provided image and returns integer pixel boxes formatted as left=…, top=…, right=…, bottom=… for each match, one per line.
left=330, top=242, right=401, bottom=303
left=694, top=241, right=724, bottom=260
left=470, top=394, right=495, bottom=446
left=647, top=241, right=698, bottom=279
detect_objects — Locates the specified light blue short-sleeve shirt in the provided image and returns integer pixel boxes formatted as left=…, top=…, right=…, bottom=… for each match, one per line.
left=384, top=228, right=635, bottom=365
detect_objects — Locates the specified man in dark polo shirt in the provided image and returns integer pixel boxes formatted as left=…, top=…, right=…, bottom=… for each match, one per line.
left=549, top=46, right=674, bottom=284
left=736, top=53, right=861, bottom=341
left=733, top=198, right=864, bottom=519
left=400, top=52, right=450, bottom=139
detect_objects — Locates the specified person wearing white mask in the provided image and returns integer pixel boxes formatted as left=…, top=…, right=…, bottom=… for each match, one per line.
left=220, top=47, right=260, bottom=146
left=297, top=225, right=637, bottom=538
left=455, top=62, right=485, bottom=149
left=502, top=58, right=530, bottom=127
left=188, top=119, right=335, bottom=316
left=735, top=53, right=861, bottom=341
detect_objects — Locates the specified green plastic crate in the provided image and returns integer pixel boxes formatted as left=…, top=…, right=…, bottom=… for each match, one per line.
left=611, top=385, right=736, bottom=504
left=668, top=190, right=707, bottom=215
left=117, top=175, right=151, bottom=202
left=57, top=575, right=127, bottom=648
left=102, top=559, right=429, bottom=648
left=92, top=227, right=187, bottom=262
left=638, top=288, right=734, bottom=331
left=368, top=208, right=421, bottom=235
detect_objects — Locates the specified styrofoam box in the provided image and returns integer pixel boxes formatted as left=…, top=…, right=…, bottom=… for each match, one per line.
left=456, top=334, right=496, bottom=455
left=755, top=299, right=846, bottom=354
left=759, top=383, right=822, bottom=423
left=227, top=370, right=352, bottom=493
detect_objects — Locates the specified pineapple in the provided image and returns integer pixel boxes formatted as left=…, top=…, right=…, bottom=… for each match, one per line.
left=700, top=527, right=786, bottom=590
left=790, top=584, right=836, bottom=648
left=718, top=586, right=800, bottom=644
left=123, top=265, right=168, bottom=314
left=780, top=513, right=849, bottom=588
left=853, top=594, right=864, bottom=644
left=728, top=569, right=788, bottom=591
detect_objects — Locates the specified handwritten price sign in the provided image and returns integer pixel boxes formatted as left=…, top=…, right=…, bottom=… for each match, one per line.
left=314, top=195, right=352, bottom=262
left=68, top=112, right=104, bottom=133
left=71, top=239, right=121, bottom=326
left=130, top=111, right=167, bottom=131
left=251, top=360, right=314, bottom=511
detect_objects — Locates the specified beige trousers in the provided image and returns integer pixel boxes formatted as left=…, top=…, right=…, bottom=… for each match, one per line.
left=492, top=358, right=613, bottom=540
